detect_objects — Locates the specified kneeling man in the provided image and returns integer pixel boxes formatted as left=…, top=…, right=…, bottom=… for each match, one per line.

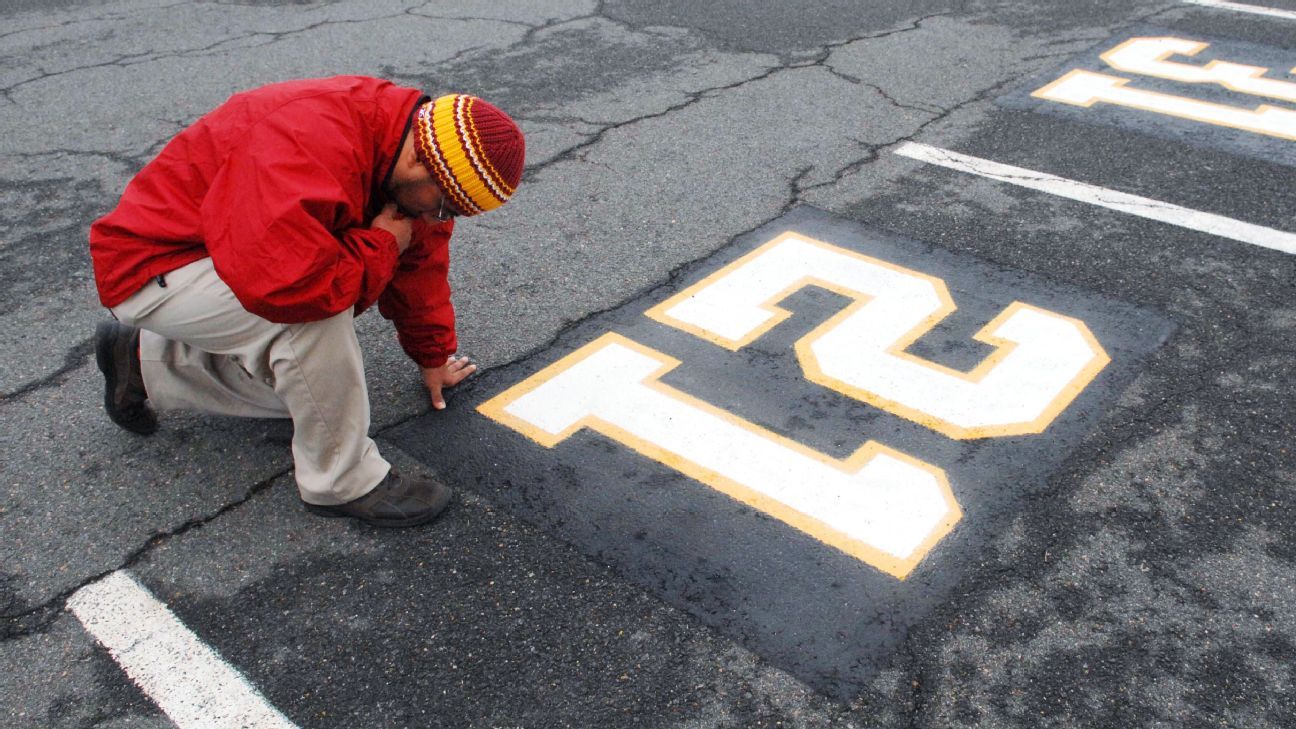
left=89, top=76, right=525, bottom=527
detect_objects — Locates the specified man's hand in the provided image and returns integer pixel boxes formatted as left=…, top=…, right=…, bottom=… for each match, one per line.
left=372, top=202, right=413, bottom=253
left=422, top=355, right=478, bottom=410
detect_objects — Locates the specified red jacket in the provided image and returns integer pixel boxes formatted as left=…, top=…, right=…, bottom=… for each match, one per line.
left=90, top=76, right=457, bottom=368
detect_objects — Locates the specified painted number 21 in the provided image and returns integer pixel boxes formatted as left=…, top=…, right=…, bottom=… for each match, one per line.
left=480, top=234, right=1109, bottom=578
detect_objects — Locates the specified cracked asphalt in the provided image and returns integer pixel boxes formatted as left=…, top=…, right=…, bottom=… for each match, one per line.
left=3, top=0, right=1295, bottom=727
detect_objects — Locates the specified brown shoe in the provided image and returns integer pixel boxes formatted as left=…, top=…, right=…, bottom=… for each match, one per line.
left=303, top=470, right=453, bottom=528
left=95, top=321, right=158, bottom=435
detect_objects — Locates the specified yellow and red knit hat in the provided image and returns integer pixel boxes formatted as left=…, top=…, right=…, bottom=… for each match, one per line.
left=413, top=94, right=525, bottom=216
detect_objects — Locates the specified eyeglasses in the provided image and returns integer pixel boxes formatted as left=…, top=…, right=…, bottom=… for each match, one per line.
left=433, top=196, right=458, bottom=222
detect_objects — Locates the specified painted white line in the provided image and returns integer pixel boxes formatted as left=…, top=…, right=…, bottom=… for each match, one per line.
left=1181, top=0, right=1296, bottom=20
left=894, top=142, right=1296, bottom=256
left=67, top=571, right=299, bottom=729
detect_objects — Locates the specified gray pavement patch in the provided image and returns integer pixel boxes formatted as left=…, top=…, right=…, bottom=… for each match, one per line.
left=822, top=16, right=1029, bottom=115
left=0, top=333, right=93, bottom=403
left=0, top=611, right=163, bottom=729
left=603, top=0, right=954, bottom=56
left=0, top=2, right=527, bottom=152
left=399, top=17, right=724, bottom=115
left=0, top=367, right=294, bottom=624
left=998, top=25, right=1296, bottom=167
left=389, top=205, right=1174, bottom=699
left=124, top=456, right=852, bottom=729
left=0, top=191, right=100, bottom=318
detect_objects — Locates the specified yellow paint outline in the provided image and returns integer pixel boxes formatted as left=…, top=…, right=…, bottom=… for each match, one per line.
left=645, top=232, right=1110, bottom=440
left=1099, top=36, right=1296, bottom=103
left=1031, top=69, right=1296, bottom=142
left=478, top=332, right=962, bottom=580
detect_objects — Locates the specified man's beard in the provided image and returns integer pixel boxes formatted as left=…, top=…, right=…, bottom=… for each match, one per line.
left=384, top=180, right=422, bottom=218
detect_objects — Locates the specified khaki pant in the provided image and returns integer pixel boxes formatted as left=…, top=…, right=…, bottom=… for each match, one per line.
left=110, top=257, right=389, bottom=505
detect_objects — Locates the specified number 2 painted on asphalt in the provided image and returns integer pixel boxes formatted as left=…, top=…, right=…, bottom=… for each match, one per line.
left=647, top=234, right=1109, bottom=439
left=479, top=233, right=1109, bottom=578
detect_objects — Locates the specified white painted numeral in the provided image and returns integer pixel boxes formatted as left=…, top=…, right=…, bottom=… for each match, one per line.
left=479, top=333, right=961, bottom=579
left=1101, top=36, right=1296, bottom=102
left=647, top=234, right=1109, bottom=439
left=1033, top=69, right=1296, bottom=141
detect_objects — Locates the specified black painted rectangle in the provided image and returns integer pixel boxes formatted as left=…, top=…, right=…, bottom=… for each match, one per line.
left=389, top=206, right=1175, bottom=699
left=997, top=26, right=1296, bottom=167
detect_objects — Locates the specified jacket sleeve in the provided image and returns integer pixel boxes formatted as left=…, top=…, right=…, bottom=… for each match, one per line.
left=378, top=221, right=457, bottom=369
left=200, top=111, right=400, bottom=323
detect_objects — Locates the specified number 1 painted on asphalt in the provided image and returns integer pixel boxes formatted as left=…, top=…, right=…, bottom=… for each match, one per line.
left=478, top=333, right=961, bottom=579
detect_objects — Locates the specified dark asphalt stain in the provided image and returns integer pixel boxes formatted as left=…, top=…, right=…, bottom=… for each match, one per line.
left=390, top=206, right=1174, bottom=700
left=0, top=572, right=28, bottom=630
left=0, top=175, right=104, bottom=316
left=152, top=495, right=852, bottom=728
left=964, top=0, right=1174, bottom=35
left=43, top=648, right=160, bottom=729
left=1158, top=5, right=1296, bottom=51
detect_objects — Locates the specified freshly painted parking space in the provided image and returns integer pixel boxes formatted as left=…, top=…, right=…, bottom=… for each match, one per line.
left=391, top=206, right=1172, bottom=698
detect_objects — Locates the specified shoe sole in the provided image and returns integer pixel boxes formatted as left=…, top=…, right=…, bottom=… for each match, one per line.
left=95, top=322, right=158, bottom=436
left=303, top=486, right=454, bottom=528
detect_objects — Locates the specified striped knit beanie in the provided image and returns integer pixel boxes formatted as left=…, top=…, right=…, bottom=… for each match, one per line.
left=413, top=94, right=525, bottom=216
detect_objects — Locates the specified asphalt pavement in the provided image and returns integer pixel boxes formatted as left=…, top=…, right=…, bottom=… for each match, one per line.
left=2, top=1, right=1294, bottom=727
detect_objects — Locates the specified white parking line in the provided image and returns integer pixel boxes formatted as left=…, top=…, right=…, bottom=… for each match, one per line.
left=67, top=571, right=299, bottom=729
left=894, top=142, right=1296, bottom=256
left=1181, top=0, right=1296, bottom=20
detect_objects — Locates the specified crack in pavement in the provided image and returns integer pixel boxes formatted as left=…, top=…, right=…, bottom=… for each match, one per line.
left=0, top=335, right=93, bottom=405
left=902, top=626, right=929, bottom=729
left=400, top=0, right=610, bottom=65
left=798, top=72, right=1025, bottom=198
left=0, top=0, right=546, bottom=102
left=381, top=40, right=494, bottom=83
left=521, top=12, right=956, bottom=178
left=403, top=7, right=537, bottom=32
left=793, top=0, right=1186, bottom=199
left=0, top=146, right=160, bottom=170
left=0, top=0, right=191, bottom=43
left=0, top=466, right=291, bottom=641
left=387, top=0, right=649, bottom=99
